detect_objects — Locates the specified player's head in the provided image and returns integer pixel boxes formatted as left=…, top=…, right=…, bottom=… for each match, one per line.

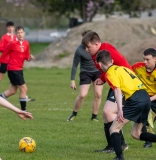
left=6, top=21, right=14, bottom=34
left=96, top=50, right=113, bottom=72
left=81, top=31, right=101, bottom=56
left=143, top=48, right=156, bottom=69
left=15, top=26, right=25, bottom=41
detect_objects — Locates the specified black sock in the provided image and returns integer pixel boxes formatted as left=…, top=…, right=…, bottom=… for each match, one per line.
left=119, top=130, right=126, bottom=145
left=111, top=132, right=123, bottom=157
left=91, top=114, right=97, bottom=119
left=140, top=132, right=156, bottom=142
left=20, top=98, right=26, bottom=111
left=142, top=124, right=147, bottom=133
left=104, top=121, right=113, bottom=147
left=72, top=111, right=77, bottom=116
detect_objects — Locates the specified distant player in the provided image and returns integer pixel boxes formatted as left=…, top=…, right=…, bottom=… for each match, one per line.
left=0, top=21, right=16, bottom=81
left=82, top=31, right=128, bottom=152
left=96, top=50, right=156, bottom=160
left=0, top=26, right=34, bottom=111
left=132, top=48, right=156, bottom=148
left=0, top=22, right=34, bottom=102
left=67, top=31, right=103, bottom=122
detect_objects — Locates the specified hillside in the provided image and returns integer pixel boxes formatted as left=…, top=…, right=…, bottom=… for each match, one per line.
left=25, top=17, right=156, bottom=68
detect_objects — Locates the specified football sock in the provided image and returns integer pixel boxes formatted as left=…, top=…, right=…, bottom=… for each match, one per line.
left=111, top=132, right=123, bottom=157
left=142, top=124, right=147, bottom=133
left=119, top=129, right=126, bottom=145
left=20, top=98, right=27, bottom=111
left=0, top=92, right=6, bottom=99
left=91, top=114, right=97, bottom=119
left=104, top=121, right=113, bottom=147
left=72, top=111, right=77, bottom=116
left=140, top=132, right=156, bottom=142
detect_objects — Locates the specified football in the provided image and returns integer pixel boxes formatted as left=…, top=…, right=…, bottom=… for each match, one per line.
left=19, top=137, right=36, bottom=153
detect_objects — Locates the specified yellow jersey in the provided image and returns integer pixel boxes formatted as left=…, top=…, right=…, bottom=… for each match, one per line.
left=132, top=62, right=156, bottom=96
left=105, top=65, right=146, bottom=100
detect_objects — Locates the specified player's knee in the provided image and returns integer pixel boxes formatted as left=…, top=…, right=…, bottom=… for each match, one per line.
left=78, top=94, right=86, bottom=100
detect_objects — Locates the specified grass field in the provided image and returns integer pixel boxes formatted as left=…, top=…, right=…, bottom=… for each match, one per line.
left=0, top=67, right=155, bottom=160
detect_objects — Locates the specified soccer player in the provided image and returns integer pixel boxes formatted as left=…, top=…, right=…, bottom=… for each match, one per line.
left=132, top=48, right=156, bottom=148
left=67, top=31, right=103, bottom=122
left=0, top=21, right=16, bottom=81
left=96, top=50, right=156, bottom=160
left=0, top=26, right=34, bottom=111
left=82, top=31, right=129, bottom=152
left=0, top=22, right=34, bottom=102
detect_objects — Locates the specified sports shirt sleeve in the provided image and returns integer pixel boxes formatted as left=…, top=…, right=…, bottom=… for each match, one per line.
left=0, top=42, right=12, bottom=63
left=0, top=36, right=6, bottom=52
left=25, top=42, right=30, bottom=61
left=70, top=49, right=80, bottom=80
left=105, top=71, right=120, bottom=90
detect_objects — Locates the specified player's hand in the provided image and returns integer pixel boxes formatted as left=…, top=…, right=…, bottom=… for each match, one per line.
left=28, top=54, right=34, bottom=61
left=117, top=110, right=124, bottom=123
left=17, top=110, right=33, bottom=120
left=70, top=81, right=76, bottom=90
left=94, top=78, right=104, bottom=85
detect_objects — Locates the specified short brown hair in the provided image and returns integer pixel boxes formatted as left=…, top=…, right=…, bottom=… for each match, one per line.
left=96, top=50, right=112, bottom=65
left=81, top=30, right=92, bottom=37
left=15, top=26, right=24, bottom=32
left=81, top=31, right=101, bottom=47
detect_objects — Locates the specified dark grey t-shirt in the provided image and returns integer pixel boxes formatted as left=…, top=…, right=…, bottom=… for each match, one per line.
left=71, top=44, right=98, bottom=80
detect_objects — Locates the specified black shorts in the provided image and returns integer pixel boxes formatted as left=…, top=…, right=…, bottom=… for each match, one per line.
left=151, top=100, right=156, bottom=113
left=123, top=89, right=150, bottom=124
left=106, top=88, right=125, bottom=103
left=79, top=71, right=101, bottom=85
left=8, top=70, right=25, bottom=86
left=0, top=63, right=7, bottom=74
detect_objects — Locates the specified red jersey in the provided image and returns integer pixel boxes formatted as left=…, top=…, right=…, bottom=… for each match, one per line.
left=0, top=33, right=16, bottom=63
left=92, top=42, right=132, bottom=82
left=1, top=39, right=30, bottom=70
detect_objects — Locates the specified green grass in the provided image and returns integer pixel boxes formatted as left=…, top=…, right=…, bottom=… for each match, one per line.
left=0, top=68, right=155, bottom=160
left=30, top=43, right=50, bottom=55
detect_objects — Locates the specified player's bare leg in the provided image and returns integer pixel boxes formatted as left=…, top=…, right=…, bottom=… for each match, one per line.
left=1, top=85, right=17, bottom=98
left=0, top=73, right=5, bottom=81
left=91, top=83, right=103, bottom=121
left=67, top=84, right=90, bottom=121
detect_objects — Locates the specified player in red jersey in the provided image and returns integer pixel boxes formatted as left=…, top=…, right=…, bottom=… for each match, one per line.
left=0, top=26, right=34, bottom=111
left=0, top=21, right=16, bottom=81
left=82, top=31, right=130, bottom=152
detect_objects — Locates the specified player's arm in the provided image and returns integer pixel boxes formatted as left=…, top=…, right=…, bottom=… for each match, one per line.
left=25, top=43, right=34, bottom=61
left=0, top=36, right=6, bottom=52
left=150, top=95, right=156, bottom=101
left=0, top=97, right=33, bottom=120
left=0, top=42, right=12, bottom=62
left=70, top=49, right=80, bottom=90
left=114, top=87, right=124, bottom=123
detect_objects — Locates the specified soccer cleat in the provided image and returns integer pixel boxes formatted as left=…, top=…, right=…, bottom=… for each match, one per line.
left=122, top=143, right=129, bottom=151
left=143, top=141, right=152, bottom=148
left=113, top=154, right=125, bottom=160
left=91, top=117, right=99, bottom=122
left=67, top=114, right=76, bottom=122
left=26, top=96, right=35, bottom=102
left=94, top=146, right=115, bottom=153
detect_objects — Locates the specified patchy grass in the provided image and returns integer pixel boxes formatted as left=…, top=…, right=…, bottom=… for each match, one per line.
left=0, top=68, right=155, bottom=160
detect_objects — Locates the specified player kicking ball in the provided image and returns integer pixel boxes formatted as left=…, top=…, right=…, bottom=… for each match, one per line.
left=0, top=26, right=34, bottom=111
left=96, top=50, right=156, bottom=160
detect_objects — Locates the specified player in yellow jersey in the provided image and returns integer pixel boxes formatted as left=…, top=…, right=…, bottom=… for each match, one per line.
left=132, top=48, right=156, bottom=148
left=96, top=50, right=156, bottom=160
